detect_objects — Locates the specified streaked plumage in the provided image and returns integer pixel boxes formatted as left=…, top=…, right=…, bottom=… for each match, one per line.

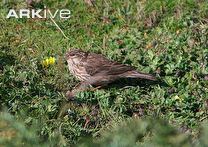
left=65, top=49, right=156, bottom=98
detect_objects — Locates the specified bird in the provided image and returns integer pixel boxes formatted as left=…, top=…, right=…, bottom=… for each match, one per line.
left=84, top=0, right=95, bottom=6
left=25, top=0, right=41, bottom=7
left=65, top=49, right=157, bottom=99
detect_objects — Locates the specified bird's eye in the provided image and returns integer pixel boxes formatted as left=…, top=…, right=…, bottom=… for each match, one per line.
left=69, top=52, right=77, bottom=56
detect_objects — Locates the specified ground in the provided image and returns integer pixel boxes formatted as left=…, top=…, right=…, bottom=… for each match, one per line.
left=0, top=0, right=208, bottom=146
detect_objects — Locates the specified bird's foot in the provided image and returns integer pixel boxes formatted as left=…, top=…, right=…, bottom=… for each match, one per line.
left=89, top=86, right=102, bottom=91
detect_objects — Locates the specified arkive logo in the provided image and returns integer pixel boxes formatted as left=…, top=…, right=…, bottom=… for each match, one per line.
left=6, top=6, right=71, bottom=19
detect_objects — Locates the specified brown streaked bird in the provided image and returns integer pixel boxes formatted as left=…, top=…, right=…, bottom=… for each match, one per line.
left=65, top=49, right=157, bottom=98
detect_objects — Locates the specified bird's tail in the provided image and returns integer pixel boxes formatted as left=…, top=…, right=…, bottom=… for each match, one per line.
left=121, top=70, right=157, bottom=81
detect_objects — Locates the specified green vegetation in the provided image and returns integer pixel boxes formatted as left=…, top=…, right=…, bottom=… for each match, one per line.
left=0, top=0, right=208, bottom=146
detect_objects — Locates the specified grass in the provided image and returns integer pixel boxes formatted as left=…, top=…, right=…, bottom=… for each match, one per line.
left=0, top=0, right=208, bottom=146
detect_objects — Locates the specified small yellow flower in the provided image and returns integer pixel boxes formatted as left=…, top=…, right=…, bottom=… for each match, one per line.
left=48, top=57, right=56, bottom=65
left=41, top=57, right=56, bottom=67
left=42, top=59, right=49, bottom=67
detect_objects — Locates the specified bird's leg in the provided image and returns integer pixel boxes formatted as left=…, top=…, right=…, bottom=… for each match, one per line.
left=89, top=86, right=102, bottom=91
left=66, top=81, right=91, bottom=99
left=66, top=77, right=104, bottom=100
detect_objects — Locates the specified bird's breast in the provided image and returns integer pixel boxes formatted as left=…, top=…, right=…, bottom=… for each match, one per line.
left=67, top=59, right=91, bottom=81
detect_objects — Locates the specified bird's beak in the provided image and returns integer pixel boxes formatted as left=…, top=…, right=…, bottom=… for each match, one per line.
left=65, top=49, right=72, bottom=60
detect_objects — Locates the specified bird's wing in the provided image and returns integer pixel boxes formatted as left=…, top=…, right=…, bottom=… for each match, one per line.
left=83, top=53, right=134, bottom=76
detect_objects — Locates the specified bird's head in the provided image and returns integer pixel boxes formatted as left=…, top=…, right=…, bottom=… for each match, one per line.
left=65, top=49, right=88, bottom=65
left=65, top=49, right=85, bottom=59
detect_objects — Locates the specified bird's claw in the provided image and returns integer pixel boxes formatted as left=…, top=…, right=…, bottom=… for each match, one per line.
left=89, top=86, right=102, bottom=91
